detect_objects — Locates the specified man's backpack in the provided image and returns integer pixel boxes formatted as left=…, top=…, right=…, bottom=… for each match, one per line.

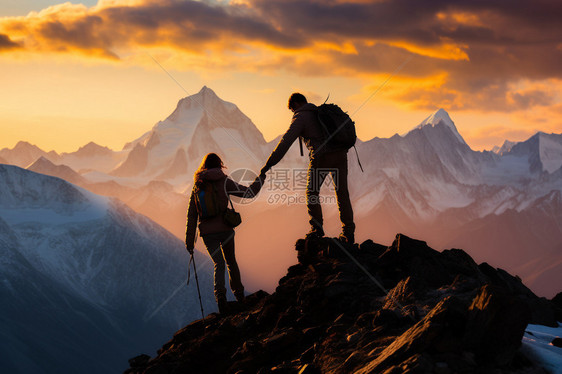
left=194, top=182, right=221, bottom=219
left=316, top=103, right=357, bottom=152
left=297, top=101, right=363, bottom=172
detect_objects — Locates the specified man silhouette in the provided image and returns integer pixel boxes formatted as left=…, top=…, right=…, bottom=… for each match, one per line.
left=260, top=93, right=355, bottom=244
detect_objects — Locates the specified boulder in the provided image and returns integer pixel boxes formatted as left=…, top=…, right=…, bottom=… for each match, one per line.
left=463, top=285, right=531, bottom=366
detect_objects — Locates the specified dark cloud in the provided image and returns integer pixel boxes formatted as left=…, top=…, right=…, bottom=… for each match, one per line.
left=248, top=0, right=562, bottom=110
left=0, top=33, right=21, bottom=51
left=38, top=15, right=119, bottom=58
left=509, top=89, right=555, bottom=109
left=250, top=0, right=562, bottom=76
left=251, top=0, right=450, bottom=45
left=251, top=0, right=562, bottom=47
left=100, top=0, right=306, bottom=49
left=0, top=0, right=304, bottom=59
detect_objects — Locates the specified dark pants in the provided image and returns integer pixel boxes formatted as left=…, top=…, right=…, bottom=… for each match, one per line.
left=201, top=230, right=244, bottom=302
left=306, top=150, right=355, bottom=235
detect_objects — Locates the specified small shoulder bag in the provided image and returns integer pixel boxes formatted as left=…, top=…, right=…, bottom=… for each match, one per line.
left=223, top=194, right=242, bottom=228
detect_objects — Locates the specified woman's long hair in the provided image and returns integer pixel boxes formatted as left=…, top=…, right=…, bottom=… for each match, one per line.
left=193, top=153, right=225, bottom=191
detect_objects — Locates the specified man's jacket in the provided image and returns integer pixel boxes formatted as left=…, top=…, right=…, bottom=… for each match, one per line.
left=264, top=103, right=325, bottom=170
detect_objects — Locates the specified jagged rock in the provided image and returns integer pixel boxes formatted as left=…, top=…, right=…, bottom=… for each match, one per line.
left=356, top=296, right=469, bottom=373
left=383, top=276, right=427, bottom=309
left=552, top=292, right=562, bottom=308
left=359, top=239, right=387, bottom=257
left=124, top=233, right=552, bottom=374
left=295, top=238, right=321, bottom=265
left=323, top=237, right=358, bottom=259
left=128, top=354, right=151, bottom=368
left=299, top=345, right=316, bottom=363
left=297, top=363, right=321, bottom=374
left=479, top=263, right=558, bottom=326
left=262, top=328, right=301, bottom=352
left=551, top=292, right=562, bottom=322
left=371, top=309, right=402, bottom=330
left=377, top=236, right=443, bottom=287
left=463, top=285, right=531, bottom=366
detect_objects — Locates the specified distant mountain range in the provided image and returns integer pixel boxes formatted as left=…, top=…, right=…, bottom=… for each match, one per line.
left=350, top=117, right=562, bottom=298
left=1, top=86, right=561, bottom=298
left=0, top=164, right=215, bottom=374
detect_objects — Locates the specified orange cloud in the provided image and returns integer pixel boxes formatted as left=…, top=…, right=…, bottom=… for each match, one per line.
left=389, top=76, right=560, bottom=113
left=387, top=40, right=468, bottom=61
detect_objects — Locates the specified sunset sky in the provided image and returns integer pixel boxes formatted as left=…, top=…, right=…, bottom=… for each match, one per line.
left=1, top=0, right=561, bottom=153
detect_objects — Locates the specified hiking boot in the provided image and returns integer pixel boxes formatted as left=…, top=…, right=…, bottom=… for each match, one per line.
left=338, top=232, right=355, bottom=245
left=217, top=297, right=228, bottom=315
left=234, top=292, right=245, bottom=303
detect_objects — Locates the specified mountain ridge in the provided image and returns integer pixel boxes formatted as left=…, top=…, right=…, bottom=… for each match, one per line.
left=0, top=164, right=215, bottom=373
left=124, top=234, right=561, bottom=374
left=67, top=141, right=114, bottom=158
left=0, top=104, right=557, bottom=167
left=27, top=156, right=86, bottom=185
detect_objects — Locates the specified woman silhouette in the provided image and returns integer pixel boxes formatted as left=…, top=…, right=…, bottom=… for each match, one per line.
left=185, top=153, right=264, bottom=314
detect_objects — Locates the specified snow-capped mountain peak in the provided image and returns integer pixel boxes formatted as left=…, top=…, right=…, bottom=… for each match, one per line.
left=411, top=108, right=466, bottom=145
left=199, top=85, right=219, bottom=99
left=420, top=108, right=454, bottom=127
left=115, top=86, right=266, bottom=183
left=159, top=86, right=237, bottom=131
left=505, top=131, right=562, bottom=174
left=493, top=140, right=517, bottom=155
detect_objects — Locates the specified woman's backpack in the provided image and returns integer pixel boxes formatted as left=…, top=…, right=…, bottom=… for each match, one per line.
left=194, top=182, right=221, bottom=219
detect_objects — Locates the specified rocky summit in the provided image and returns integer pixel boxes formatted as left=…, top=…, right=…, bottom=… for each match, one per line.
left=125, top=234, right=560, bottom=374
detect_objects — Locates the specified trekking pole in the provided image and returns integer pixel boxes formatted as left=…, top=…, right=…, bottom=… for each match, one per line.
left=190, top=253, right=205, bottom=321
